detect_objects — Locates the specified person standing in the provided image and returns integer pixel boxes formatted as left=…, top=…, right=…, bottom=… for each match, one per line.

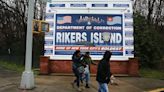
left=96, top=51, right=112, bottom=92
left=81, top=52, right=96, bottom=88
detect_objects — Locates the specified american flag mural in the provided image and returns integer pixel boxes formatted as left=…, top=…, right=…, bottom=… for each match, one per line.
left=57, top=16, right=72, bottom=24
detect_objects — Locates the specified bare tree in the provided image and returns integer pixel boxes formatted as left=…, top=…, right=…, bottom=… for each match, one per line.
left=0, top=0, right=44, bottom=55
left=134, top=0, right=164, bottom=26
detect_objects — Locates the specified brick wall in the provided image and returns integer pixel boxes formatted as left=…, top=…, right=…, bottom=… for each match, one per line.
left=40, top=57, right=139, bottom=76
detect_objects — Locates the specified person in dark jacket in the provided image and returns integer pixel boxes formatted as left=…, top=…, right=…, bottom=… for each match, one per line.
left=71, top=50, right=84, bottom=91
left=96, top=50, right=112, bottom=92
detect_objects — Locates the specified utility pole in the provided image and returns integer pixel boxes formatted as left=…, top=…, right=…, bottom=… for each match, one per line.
left=20, top=0, right=35, bottom=89
left=20, top=0, right=51, bottom=89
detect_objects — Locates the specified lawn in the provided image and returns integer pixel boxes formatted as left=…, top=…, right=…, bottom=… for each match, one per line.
left=0, top=60, right=39, bottom=75
left=0, top=60, right=24, bottom=73
left=140, top=68, right=164, bottom=80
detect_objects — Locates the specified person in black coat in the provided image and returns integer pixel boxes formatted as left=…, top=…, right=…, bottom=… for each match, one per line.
left=96, top=50, right=112, bottom=92
left=71, top=50, right=85, bottom=91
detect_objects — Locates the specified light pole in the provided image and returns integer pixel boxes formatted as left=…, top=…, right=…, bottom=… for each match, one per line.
left=20, top=0, right=51, bottom=89
left=20, top=0, right=35, bottom=89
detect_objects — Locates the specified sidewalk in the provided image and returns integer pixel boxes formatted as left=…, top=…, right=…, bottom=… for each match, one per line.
left=0, top=67, right=164, bottom=92
left=0, top=75, right=143, bottom=92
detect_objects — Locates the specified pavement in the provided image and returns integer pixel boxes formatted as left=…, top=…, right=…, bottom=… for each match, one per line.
left=0, top=67, right=164, bottom=92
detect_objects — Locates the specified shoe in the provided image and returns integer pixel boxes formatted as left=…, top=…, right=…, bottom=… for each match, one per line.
left=110, top=82, right=118, bottom=86
left=85, top=85, right=90, bottom=88
left=85, top=84, right=90, bottom=88
left=81, top=86, right=85, bottom=90
left=77, top=87, right=82, bottom=92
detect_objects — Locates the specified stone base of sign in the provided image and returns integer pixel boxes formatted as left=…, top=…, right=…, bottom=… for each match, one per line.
left=39, top=57, right=139, bottom=76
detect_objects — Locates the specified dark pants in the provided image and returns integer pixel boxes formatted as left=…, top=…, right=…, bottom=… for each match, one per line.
left=73, top=68, right=80, bottom=87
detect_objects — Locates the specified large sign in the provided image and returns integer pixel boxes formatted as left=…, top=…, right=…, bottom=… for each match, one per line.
left=44, top=1, right=134, bottom=60
left=55, top=14, right=123, bottom=55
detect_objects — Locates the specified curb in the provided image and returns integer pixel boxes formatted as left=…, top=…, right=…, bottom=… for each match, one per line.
left=148, top=88, right=164, bottom=92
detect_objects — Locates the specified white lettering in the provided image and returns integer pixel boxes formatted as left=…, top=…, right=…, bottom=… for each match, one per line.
left=56, top=32, right=87, bottom=43
left=82, top=33, right=87, bottom=41
left=65, top=32, right=70, bottom=43
left=56, top=32, right=122, bottom=44
left=56, top=32, right=61, bottom=43
left=71, top=32, right=76, bottom=43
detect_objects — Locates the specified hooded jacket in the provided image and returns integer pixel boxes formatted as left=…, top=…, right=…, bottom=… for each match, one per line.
left=96, top=51, right=111, bottom=84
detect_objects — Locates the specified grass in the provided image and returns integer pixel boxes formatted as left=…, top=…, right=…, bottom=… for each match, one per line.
left=0, top=60, right=39, bottom=75
left=140, top=68, right=164, bottom=79
left=0, top=60, right=24, bottom=73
